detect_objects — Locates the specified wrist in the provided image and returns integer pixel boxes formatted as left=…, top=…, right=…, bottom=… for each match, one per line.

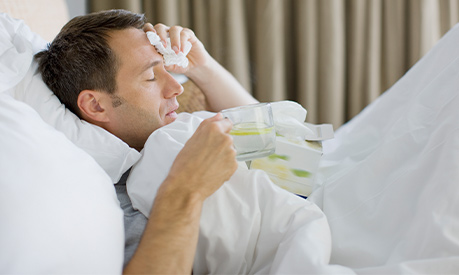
left=159, top=174, right=207, bottom=206
left=185, top=54, right=218, bottom=85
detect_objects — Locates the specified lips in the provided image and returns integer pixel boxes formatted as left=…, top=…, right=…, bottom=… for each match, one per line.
left=166, top=105, right=179, bottom=118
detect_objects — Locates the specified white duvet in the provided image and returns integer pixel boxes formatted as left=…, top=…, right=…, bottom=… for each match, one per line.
left=309, top=23, right=459, bottom=273
left=127, top=111, right=352, bottom=274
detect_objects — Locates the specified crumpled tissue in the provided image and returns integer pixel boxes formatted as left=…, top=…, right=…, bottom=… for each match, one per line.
left=146, top=31, right=192, bottom=68
left=271, top=100, right=315, bottom=140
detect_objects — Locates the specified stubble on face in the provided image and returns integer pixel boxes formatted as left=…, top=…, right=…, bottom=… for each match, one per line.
left=104, top=28, right=183, bottom=151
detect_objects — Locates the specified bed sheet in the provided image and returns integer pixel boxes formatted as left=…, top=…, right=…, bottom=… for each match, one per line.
left=309, top=24, right=459, bottom=273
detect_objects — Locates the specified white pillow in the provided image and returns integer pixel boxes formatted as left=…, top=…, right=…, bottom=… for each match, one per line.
left=13, top=62, right=141, bottom=183
left=0, top=12, right=141, bottom=183
left=0, top=13, right=35, bottom=93
left=0, top=93, right=124, bottom=273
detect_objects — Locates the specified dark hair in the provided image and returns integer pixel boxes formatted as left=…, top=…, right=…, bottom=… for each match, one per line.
left=35, top=9, right=146, bottom=117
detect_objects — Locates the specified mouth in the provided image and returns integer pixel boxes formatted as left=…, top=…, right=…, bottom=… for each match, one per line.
left=165, top=105, right=179, bottom=119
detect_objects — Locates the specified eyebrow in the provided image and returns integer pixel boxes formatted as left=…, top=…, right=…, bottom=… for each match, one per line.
left=141, top=60, right=162, bottom=74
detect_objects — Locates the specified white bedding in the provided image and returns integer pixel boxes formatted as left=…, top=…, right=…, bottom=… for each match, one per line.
left=127, top=111, right=353, bottom=274
left=2, top=9, right=459, bottom=273
left=309, top=23, right=459, bottom=273
left=0, top=13, right=141, bottom=184
left=0, top=14, right=125, bottom=273
left=129, top=22, right=459, bottom=273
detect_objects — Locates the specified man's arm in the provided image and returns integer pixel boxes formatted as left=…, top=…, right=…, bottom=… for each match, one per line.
left=124, top=178, right=203, bottom=274
left=145, top=23, right=259, bottom=112
left=123, top=113, right=237, bottom=274
left=185, top=56, right=259, bottom=112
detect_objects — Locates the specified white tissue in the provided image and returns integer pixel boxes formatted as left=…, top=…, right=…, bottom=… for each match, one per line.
left=146, top=31, right=192, bottom=68
left=271, top=101, right=315, bottom=140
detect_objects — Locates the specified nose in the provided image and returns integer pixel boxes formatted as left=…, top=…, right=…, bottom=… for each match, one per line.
left=162, top=71, right=184, bottom=99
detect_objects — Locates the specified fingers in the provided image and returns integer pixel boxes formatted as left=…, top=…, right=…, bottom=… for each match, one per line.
left=203, top=113, right=233, bottom=133
left=154, top=23, right=169, bottom=48
left=153, top=23, right=196, bottom=54
left=171, top=112, right=237, bottom=198
left=167, top=26, right=183, bottom=54
left=143, top=22, right=155, bottom=33
left=205, top=112, right=223, bottom=122
left=178, top=27, right=197, bottom=53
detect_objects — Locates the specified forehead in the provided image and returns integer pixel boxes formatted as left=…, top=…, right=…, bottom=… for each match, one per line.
left=107, top=28, right=163, bottom=72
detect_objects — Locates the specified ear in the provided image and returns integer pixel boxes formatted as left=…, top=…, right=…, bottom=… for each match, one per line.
left=77, top=90, right=110, bottom=124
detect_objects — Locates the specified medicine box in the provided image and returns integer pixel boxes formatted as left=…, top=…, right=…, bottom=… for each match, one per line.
left=250, top=135, right=323, bottom=197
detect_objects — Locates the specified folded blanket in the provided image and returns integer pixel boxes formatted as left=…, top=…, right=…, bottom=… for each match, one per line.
left=126, top=111, right=352, bottom=274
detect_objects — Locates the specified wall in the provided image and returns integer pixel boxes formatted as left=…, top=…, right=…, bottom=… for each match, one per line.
left=66, top=0, right=87, bottom=18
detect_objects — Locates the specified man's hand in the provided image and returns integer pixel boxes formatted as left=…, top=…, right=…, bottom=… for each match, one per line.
left=124, top=113, right=237, bottom=274
left=144, top=22, right=258, bottom=112
left=143, top=22, right=210, bottom=75
left=165, top=113, right=238, bottom=201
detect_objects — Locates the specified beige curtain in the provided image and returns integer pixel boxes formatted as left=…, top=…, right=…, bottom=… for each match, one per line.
left=89, top=0, right=459, bottom=129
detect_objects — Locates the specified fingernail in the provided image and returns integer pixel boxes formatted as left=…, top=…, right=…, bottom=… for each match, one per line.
left=172, top=46, right=179, bottom=53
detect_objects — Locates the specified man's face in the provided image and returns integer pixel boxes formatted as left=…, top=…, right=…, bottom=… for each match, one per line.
left=105, top=28, right=183, bottom=151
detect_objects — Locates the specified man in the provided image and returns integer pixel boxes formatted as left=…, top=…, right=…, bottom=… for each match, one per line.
left=35, top=9, right=258, bottom=274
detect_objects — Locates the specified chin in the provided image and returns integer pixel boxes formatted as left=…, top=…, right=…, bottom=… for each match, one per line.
left=164, top=112, right=178, bottom=124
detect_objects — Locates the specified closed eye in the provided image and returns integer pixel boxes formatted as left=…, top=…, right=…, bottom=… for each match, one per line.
left=141, top=60, right=161, bottom=81
left=147, top=73, right=156, bottom=81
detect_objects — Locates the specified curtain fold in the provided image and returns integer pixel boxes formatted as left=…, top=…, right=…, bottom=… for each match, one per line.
left=89, top=0, right=459, bottom=128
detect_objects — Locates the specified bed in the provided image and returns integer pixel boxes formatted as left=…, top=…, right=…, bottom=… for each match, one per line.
left=1, top=0, right=458, bottom=274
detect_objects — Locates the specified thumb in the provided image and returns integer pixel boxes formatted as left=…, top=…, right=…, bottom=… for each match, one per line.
left=210, top=112, right=224, bottom=121
left=204, top=112, right=228, bottom=122
left=203, top=113, right=233, bottom=133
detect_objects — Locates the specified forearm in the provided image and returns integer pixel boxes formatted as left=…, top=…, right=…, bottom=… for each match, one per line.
left=123, top=114, right=236, bottom=274
left=124, top=177, right=203, bottom=274
left=185, top=56, right=258, bottom=112
left=146, top=23, right=257, bottom=111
